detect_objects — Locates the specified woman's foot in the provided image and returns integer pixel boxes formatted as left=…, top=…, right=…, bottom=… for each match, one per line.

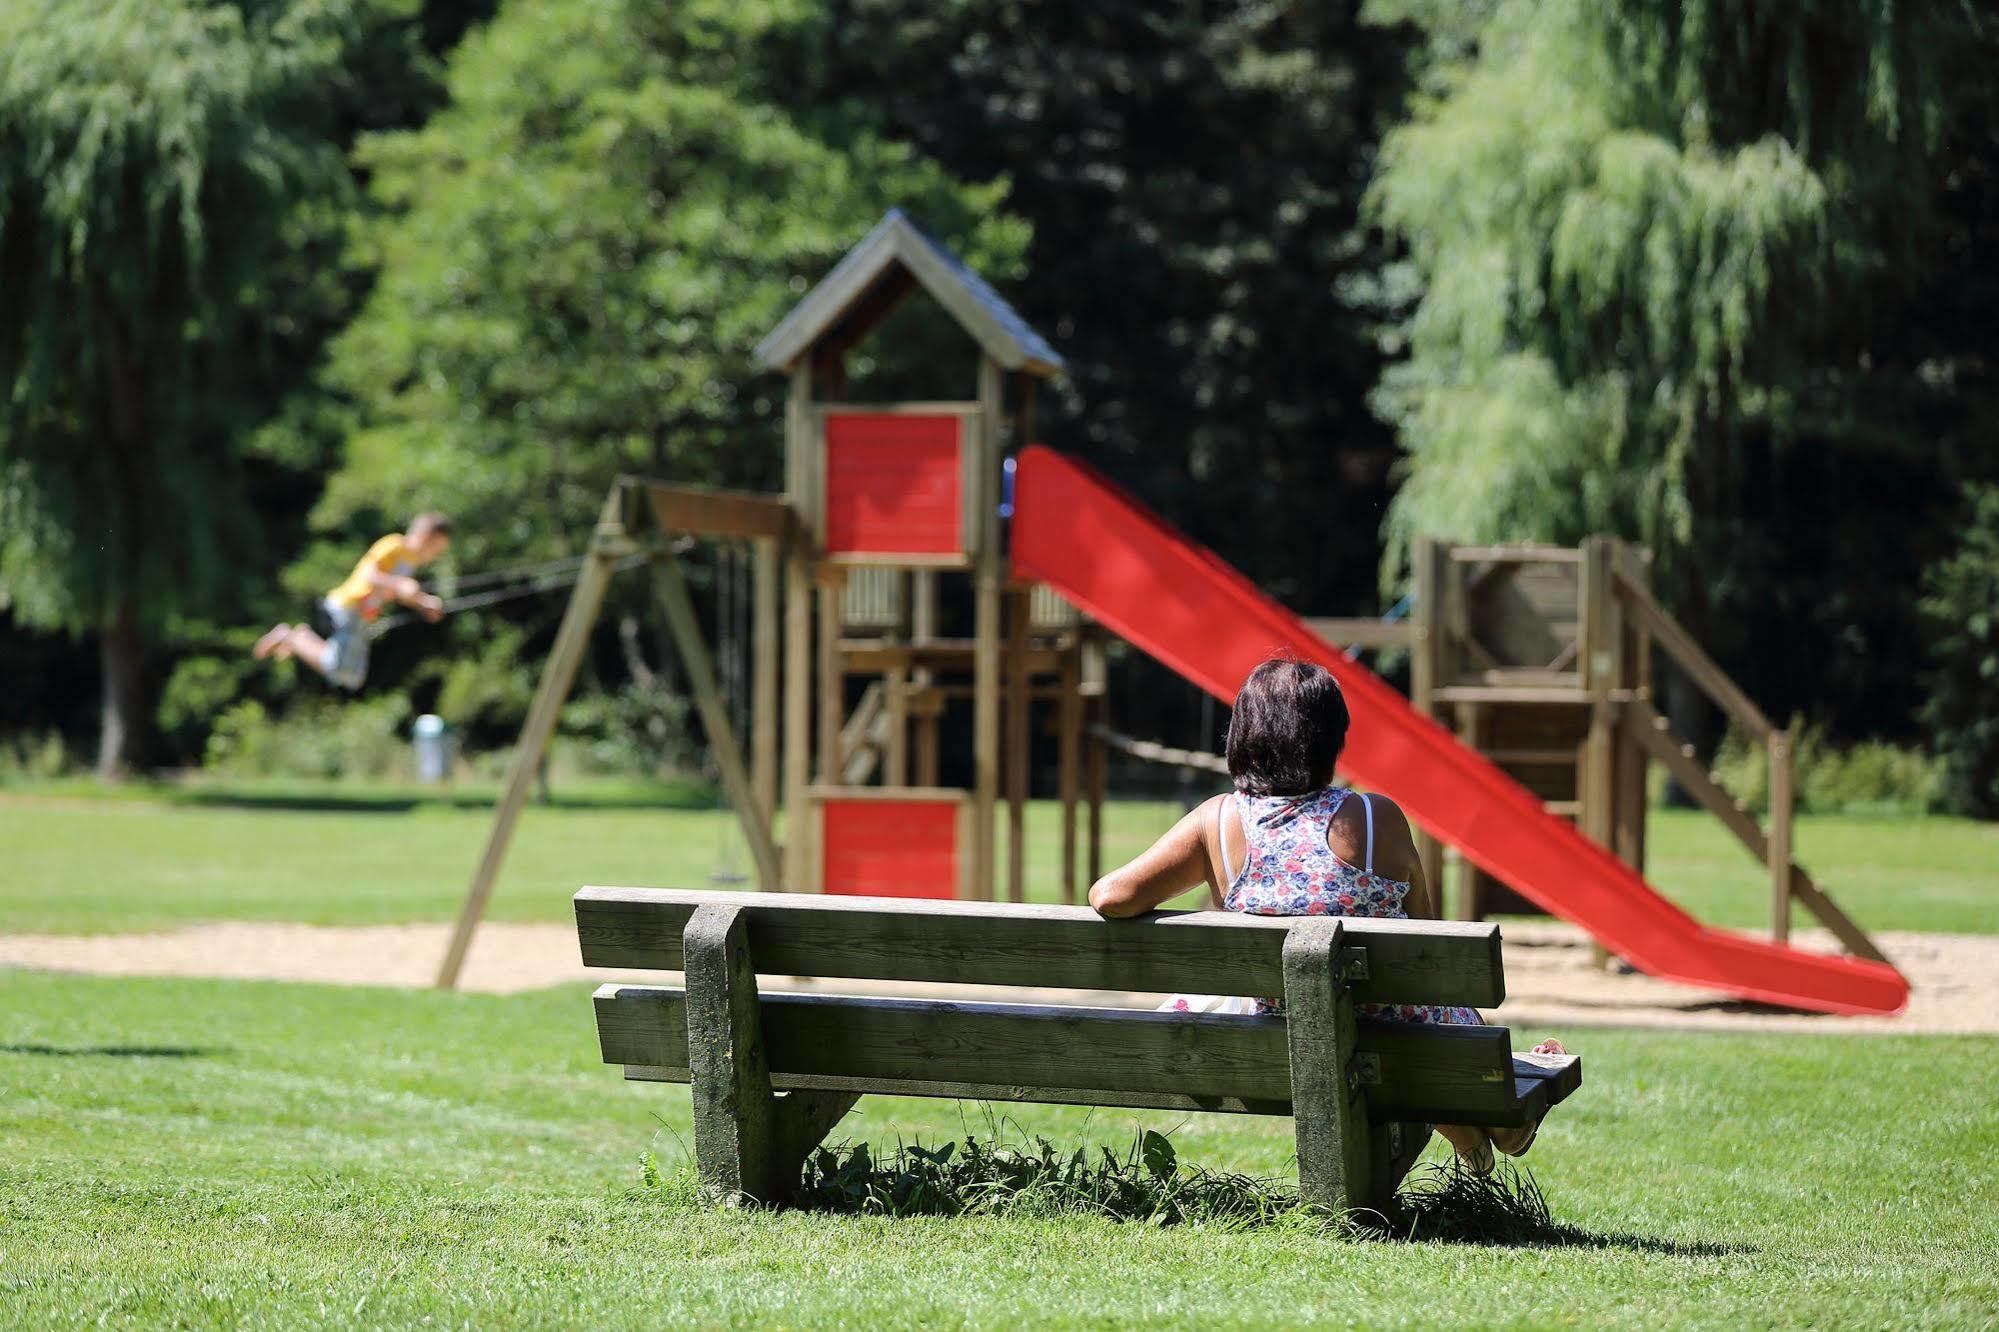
left=1437, top=1123, right=1494, bottom=1176
left=1490, top=1038, right=1569, bottom=1158
left=254, top=624, right=294, bottom=660
left=1489, top=1120, right=1538, bottom=1158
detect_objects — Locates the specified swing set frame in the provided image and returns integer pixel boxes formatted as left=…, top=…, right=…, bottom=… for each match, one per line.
left=435, top=475, right=791, bottom=989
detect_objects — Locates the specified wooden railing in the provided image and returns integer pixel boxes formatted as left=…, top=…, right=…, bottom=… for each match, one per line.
left=1304, top=617, right=1419, bottom=652
left=1612, top=570, right=1883, bottom=962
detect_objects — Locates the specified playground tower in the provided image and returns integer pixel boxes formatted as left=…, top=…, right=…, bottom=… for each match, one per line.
left=753, top=210, right=1101, bottom=904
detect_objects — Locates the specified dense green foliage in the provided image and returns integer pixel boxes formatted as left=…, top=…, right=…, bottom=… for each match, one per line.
left=771, top=1, right=1418, bottom=619
left=0, top=0, right=355, bottom=771
left=0, top=0, right=1994, bottom=804
left=308, top=0, right=1022, bottom=570
left=1368, top=0, right=1999, bottom=743
left=1711, top=722, right=1941, bottom=818
left=1919, top=484, right=1999, bottom=817
left=5, top=969, right=1998, bottom=1325
left=261, top=0, right=1024, bottom=750
left=0, top=0, right=484, bottom=773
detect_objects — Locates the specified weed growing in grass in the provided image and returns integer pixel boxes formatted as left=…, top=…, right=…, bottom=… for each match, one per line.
left=793, top=1131, right=1319, bottom=1230
left=641, top=1129, right=1570, bottom=1244
left=1395, top=1161, right=1565, bottom=1244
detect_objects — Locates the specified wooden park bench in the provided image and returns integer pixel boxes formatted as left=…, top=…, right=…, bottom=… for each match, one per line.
left=577, top=886, right=1581, bottom=1218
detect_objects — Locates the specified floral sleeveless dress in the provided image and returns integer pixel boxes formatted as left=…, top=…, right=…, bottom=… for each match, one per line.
left=1220, top=787, right=1482, bottom=1026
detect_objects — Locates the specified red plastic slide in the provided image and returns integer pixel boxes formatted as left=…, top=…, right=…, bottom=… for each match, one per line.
left=1011, top=445, right=1908, bottom=1016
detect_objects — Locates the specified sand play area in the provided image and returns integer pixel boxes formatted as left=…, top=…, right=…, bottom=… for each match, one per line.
left=1, top=918, right=1988, bottom=1034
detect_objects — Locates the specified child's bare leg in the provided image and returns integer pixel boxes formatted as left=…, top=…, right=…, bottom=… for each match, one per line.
left=253, top=623, right=294, bottom=660
left=279, top=626, right=334, bottom=677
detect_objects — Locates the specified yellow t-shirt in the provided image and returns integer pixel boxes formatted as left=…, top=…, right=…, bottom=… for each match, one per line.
left=326, top=535, right=414, bottom=618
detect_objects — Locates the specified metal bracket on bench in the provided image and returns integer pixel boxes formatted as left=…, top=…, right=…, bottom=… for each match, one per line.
left=1339, top=946, right=1370, bottom=984
left=1346, top=1051, right=1382, bottom=1090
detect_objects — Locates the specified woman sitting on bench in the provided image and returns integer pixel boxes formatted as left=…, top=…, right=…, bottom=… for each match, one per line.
left=1088, top=657, right=1567, bottom=1174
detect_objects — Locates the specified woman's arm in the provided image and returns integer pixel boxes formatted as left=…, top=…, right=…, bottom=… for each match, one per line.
left=1087, top=796, right=1222, bottom=918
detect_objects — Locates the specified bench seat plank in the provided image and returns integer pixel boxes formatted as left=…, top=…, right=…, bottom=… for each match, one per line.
left=576, top=886, right=1505, bottom=1009
left=1513, top=1051, right=1582, bottom=1107
left=595, top=985, right=1559, bottom=1127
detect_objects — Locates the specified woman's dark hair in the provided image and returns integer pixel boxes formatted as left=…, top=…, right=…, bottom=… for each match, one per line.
left=1225, top=658, right=1349, bottom=796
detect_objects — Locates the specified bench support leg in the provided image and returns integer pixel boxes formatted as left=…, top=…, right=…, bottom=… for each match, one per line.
left=1283, top=919, right=1380, bottom=1221
left=1371, top=1120, right=1433, bottom=1212
left=683, top=904, right=857, bottom=1206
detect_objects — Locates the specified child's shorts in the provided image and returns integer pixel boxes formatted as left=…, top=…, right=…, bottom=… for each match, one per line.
left=315, top=599, right=370, bottom=690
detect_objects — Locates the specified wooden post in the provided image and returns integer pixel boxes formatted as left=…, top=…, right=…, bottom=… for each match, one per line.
left=1615, top=542, right=1653, bottom=875
left=782, top=550, right=812, bottom=892
left=652, top=554, right=782, bottom=894
left=1452, top=702, right=1484, bottom=921
left=916, top=693, right=942, bottom=788
left=683, top=904, right=779, bottom=1204
left=683, top=904, right=858, bottom=1205
left=1282, top=918, right=1375, bottom=1218
left=884, top=664, right=909, bottom=787
left=752, top=537, right=779, bottom=824
left=1410, top=537, right=1446, bottom=893
left=782, top=361, right=816, bottom=893
left=1057, top=638, right=1082, bottom=905
left=1768, top=731, right=1793, bottom=944
left=972, top=356, right=1005, bottom=901
left=436, top=503, right=627, bottom=989
left=815, top=573, right=844, bottom=784
left=1581, top=536, right=1617, bottom=968
left=1005, top=583, right=1031, bottom=903
left=910, top=569, right=938, bottom=787
left=1083, top=630, right=1107, bottom=885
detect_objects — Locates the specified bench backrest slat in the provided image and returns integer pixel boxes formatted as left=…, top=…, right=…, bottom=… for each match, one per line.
left=576, top=887, right=1505, bottom=1009
left=594, top=984, right=1527, bottom=1125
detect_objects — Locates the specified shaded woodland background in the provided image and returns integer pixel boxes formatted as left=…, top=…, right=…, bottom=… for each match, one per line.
left=2, top=0, right=1995, bottom=815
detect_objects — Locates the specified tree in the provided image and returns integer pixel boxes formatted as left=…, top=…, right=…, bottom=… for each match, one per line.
left=0, top=0, right=365, bottom=776
left=300, top=0, right=1025, bottom=743
left=1920, top=485, right=1999, bottom=818
left=765, top=1, right=1421, bottom=623
left=1366, top=0, right=1998, bottom=744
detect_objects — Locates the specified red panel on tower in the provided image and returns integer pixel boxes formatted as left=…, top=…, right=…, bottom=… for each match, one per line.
left=823, top=413, right=963, bottom=556
left=821, top=797, right=960, bottom=899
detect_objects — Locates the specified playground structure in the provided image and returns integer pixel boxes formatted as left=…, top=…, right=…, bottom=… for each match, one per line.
left=1312, top=538, right=1885, bottom=966
left=436, top=209, right=1906, bottom=1017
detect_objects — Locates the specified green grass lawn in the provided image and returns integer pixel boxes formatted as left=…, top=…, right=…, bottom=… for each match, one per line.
left=2, top=971, right=1994, bottom=1328
left=1, top=785, right=1992, bottom=937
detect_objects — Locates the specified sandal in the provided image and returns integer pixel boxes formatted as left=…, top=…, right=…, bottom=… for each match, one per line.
left=1490, top=1116, right=1540, bottom=1159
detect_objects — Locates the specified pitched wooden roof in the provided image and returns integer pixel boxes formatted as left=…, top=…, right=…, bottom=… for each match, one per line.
left=754, top=210, right=1064, bottom=378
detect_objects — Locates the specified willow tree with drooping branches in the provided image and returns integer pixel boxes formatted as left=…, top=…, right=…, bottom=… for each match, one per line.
left=1367, top=0, right=1994, bottom=745
left=0, top=0, right=360, bottom=776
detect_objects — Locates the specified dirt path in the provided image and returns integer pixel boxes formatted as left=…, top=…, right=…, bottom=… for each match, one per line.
left=2, top=919, right=1992, bottom=1033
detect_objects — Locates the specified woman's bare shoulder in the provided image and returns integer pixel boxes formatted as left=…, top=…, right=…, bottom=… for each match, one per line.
left=1327, top=789, right=1419, bottom=876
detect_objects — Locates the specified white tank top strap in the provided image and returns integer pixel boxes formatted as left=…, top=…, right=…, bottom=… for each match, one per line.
left=1217, top=794, right=1241, bottom=886
left=1361, top=792, right=1375, bottom=874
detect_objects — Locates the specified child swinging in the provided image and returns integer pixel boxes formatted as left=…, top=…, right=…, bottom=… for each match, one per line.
left=252, top=512, right=452, bottom=691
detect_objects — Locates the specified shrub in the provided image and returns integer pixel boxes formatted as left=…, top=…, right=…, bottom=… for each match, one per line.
left=157, top=653, right=259, bottom=758
left=557, top=678, right=699, bottom=778
left=203, top=694, right=414, bottom=781
left=1918, top=484, right=1999, bottom=818
left=0, top=730, right=73, bottom=783
left=1710, top=720, right=1940, bottom=816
